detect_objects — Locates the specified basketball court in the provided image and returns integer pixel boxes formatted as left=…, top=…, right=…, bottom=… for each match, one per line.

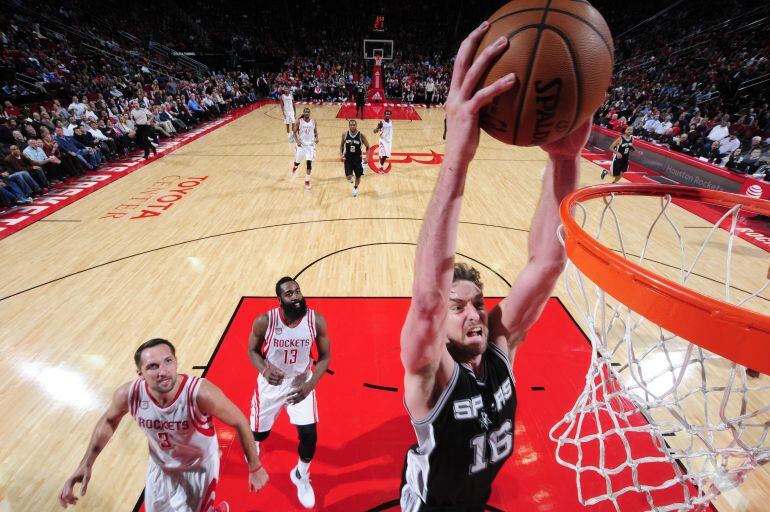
left=0, top=102, right=768, bottom=511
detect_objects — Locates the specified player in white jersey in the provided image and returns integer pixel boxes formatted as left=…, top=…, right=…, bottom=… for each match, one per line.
left=374, top=109, right=393, bottom=171
left=280, top=89, right=296, bottom=142
left=248, top=277, right=331, bottom=509
left=59, top=339, right=268, bottom=511
left=292, top=108, right=319, bottom=190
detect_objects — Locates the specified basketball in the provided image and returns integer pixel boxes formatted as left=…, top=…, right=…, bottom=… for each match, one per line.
left=474, top=0, right=614, bottom=146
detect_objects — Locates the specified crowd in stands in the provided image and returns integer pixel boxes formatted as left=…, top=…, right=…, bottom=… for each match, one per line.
left=593, top=0, right=770, bottom=179
left=268, top=52, right=450, bottom=107
left=0, top=6, right=258, bottom=210
left=2, top=0, right=769, bottom=210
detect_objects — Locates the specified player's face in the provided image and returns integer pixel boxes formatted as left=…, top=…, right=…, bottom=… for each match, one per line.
left=446, top=280, right=488, bottom=360
left=384, top=112, right=391, bottom=121
left=279, top=281, right=307, bottom=317
left=349, top=120, right=357, bottom=132
left=138, top=345, right=178, bottom=394
left=625, top=126, right=633, bottom=136
left=303, top=109, right=310, bottom=120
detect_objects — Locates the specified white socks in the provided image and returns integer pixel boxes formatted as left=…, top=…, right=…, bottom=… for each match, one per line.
left=297, top=459, right=311, bottom=477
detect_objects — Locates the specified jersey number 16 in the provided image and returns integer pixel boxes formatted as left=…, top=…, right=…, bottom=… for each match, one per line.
left=469, top=420, right=513, bottom=474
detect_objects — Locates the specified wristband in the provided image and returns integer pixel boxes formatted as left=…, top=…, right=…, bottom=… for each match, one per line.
left=248, top=465, right=262, bottom=474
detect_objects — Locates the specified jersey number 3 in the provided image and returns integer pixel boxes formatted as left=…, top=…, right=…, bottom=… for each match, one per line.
left=469, top=420, right=513, bottom=474
left=284, top=349, right=298, bottom=365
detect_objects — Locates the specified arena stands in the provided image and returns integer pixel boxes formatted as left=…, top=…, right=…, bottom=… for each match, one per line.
left=591, top=0, right=769, bottom=176
left=1, top=0, right=768, bottom=205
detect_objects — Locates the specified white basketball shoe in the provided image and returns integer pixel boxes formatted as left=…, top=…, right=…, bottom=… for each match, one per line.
left=290, top=465, right=316, bottom=508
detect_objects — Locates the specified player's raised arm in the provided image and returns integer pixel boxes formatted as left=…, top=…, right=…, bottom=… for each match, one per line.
left=401, top=21, right=516, bottom=416
left=58, top=382, right=131, bottom=508
left=248, top=314, right=284, bottom=385
left=196, top=380, right=269, bottom=492
left=488, top=121, right=588, bottom=362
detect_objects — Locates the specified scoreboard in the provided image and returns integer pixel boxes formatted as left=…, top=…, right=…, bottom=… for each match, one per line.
left=373, top=15, right=385, bottom=32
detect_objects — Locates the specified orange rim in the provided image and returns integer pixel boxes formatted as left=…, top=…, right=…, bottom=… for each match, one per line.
left=560, top=184, right=770, bottom=375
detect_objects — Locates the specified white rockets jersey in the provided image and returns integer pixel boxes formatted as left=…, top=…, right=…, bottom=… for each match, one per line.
left=261, top=307, right=317, bottom=379
left=129, top=374, right=218, bottom=471
left=281, top=93, right=293, bottom=113
left=297, top=118, right=316, bottom=146
left=380, top=119, right=393, bottom=143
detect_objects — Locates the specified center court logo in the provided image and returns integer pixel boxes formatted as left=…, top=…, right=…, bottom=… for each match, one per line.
left=367, top=147, right=443, bottom=174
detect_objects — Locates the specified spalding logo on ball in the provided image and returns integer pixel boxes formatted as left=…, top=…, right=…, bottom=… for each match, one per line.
left=474, top=0, right=614, bottom=146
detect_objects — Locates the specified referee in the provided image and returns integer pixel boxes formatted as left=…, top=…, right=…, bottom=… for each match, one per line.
left=130, top=100, right=156, bottom=159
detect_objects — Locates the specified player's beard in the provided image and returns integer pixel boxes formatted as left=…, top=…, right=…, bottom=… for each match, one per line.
left=281, top=297, right=307, bottom=320
left=446, top=335, right=488, bottom=363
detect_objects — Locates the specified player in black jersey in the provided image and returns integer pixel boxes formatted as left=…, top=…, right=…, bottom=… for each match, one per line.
left=400, top=22, right=588, bottom=511
left=601, top=126, right=635, bottom=183
left=339, top=119, right=371, bottom=197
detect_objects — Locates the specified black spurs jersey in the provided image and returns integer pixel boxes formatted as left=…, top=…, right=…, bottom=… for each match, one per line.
left=401, top=343, right=517, bottom=511
left=344, top=130, right=362, bottom=160
left=616, top=135, right=634, bottom=160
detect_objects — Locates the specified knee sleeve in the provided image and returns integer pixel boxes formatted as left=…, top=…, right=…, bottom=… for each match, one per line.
left=296, top=423, right=317, bottom=462
left=306, top=161, right=312, bottom=171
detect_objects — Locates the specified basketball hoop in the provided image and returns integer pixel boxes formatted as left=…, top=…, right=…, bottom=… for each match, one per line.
left=550, top=184, right=770, bottom=511
left=374, top=54, right=383, bottom=68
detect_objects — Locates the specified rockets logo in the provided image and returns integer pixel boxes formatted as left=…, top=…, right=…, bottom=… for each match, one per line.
left=367, top=147, right=443, bottom=174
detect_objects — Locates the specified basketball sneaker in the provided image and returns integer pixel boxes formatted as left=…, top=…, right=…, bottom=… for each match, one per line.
left=288, top=133, right=295, bottom=143
left=600, top=169, right=608, bottom=180
left=291, top=166, right=298, bottom=176
left=352, top=187, right=358, bottom=198
left=290, top=466, right=316, bottom=508
left=305, top=181, right=311, bottom=190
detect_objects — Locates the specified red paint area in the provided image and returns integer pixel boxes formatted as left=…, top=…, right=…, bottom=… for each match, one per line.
left=581, top=148, right=770, bottom=253
left=132, top=297, right=706, bottom=511
left=336, top=104, right=421, bottom=121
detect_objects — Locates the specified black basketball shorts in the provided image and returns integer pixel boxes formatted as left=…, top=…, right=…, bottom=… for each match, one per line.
left=612, top=158, right=629, bottom=177
left=345, top=159, right=364, bottom=177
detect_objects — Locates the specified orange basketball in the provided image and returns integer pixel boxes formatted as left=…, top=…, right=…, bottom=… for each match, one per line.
left=474, top=0, right=614, bottom=146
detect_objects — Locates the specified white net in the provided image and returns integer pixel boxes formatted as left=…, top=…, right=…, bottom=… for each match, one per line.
left=550, top=190, right=770, bottom=511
